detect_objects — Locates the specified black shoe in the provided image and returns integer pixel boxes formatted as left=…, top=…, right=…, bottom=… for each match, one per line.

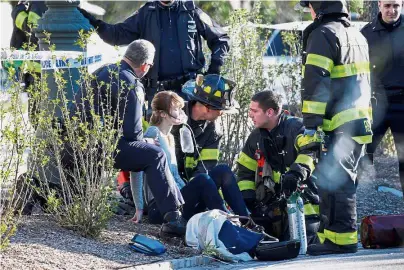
left=307, top=240, right=357, bottom=256
left=159, top=211, right=187, bottom=238
left=243, top=217, right=279, bottom=242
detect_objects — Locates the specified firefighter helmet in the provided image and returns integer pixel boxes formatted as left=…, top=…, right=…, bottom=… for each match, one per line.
left=182, top=74, right=239, bottom=113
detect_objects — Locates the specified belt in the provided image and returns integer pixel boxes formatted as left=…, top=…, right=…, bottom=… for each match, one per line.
left=143, top=72, right=198, bottom=90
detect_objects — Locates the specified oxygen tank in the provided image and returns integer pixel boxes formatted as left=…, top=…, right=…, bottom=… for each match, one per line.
left=287, top=192, right=307, bottom=255
left=287, top=192, right=299, bottom=241
left=296, top=194, right=307, bottom=254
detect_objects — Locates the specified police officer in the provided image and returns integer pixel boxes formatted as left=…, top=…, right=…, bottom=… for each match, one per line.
left=78, top=0, right=229, bottom=108
left=237, top=90, right=320, bottom=242
left=361, top=0, right=404, bottom=196
left=296, top=0, right=372, bottom=255
left=78, top=40, right=187, bottom=238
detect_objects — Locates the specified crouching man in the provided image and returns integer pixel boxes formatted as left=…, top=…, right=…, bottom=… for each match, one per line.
left=237, top=91, right=320, bottom=243
left=76, top=40, right=186, bottom=238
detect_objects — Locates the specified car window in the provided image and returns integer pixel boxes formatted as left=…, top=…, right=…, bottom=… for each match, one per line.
left=265, top=30, right=302, bottom=57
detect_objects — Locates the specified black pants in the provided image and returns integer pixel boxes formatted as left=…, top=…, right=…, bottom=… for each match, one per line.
left=367, top=95, right=404, bottom=195
left=148, top=164, right=250, bottom=224
left=115, top=139, right=184, bottom=216
left=314, top=135, right=365, bottom=249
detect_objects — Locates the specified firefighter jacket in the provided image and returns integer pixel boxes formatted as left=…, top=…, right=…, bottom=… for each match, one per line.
left=172, top=102, right=222, bottom=181
left=236, top=113, right=319, bottom=217
left=10, top=1, right=47, bottom=73
left=301, top=2, right=372, bottom=144
left=361, top=14, right=404, bottom=98
left=93, top=0, right=229, bottom=82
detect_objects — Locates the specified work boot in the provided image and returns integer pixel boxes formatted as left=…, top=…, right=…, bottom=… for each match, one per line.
left=159, top=210, right=187, bottom=238
left=307, top=239, right=357, bottom=256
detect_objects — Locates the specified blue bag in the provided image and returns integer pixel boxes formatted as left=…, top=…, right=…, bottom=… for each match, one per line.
left=129, top=234, right=166, bottom=256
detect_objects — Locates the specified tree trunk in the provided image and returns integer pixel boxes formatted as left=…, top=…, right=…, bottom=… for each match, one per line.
left=362, top=1, right=379, bottom=22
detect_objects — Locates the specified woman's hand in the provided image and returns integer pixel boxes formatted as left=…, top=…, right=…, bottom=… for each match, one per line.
left=131, top=209, right=144, bottom=223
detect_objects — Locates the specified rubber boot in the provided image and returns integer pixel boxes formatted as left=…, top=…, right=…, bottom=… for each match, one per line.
left=307, top=239, right=357, bottom=256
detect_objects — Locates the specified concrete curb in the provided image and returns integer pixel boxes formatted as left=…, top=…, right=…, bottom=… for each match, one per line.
left=131, top=255, right=215, bottom=270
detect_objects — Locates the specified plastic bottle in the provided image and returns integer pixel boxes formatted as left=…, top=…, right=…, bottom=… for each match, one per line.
left=179, top=126, right=194, bottom=153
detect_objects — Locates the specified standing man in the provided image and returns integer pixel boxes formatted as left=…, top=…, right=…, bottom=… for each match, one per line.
left=79, top=0, right=229, bottom=106
left=237, top=90, right=320, bottom=242
left=361, top=0, right=404, bottom=196
left=296, top=0, right=372, bottom=255
left=78, top=40, right=187, bottom=238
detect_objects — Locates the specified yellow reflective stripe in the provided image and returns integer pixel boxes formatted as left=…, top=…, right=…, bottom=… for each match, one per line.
left=352, top=135, right=372, bottom=144
left=27, top=11, right=41, bottom=26
left=238, top=152, right=257, bottom=172
left=214, top=90, right=222, bottom=97
left=302, top=65, right=305, bottom=78
left=200, top=149, right=219, bottom=161
left=304, top=203, right=319, bottom=216
left=273, top=170, right=281, bottom=184
left=330, top=62, right=370, bottom=79
left=185, top=157, right=197, bottom=168
left=306, top=54, right=334, bottom=73
left=218, top=188, right=224, bottom=199
left=322, top=107, right=371, bottom=131
left=22, top=61, right=41, bottom=73
left=317, top=232, right=325, bottom=244
left=324, top=229, right=358, bottom=245
left=295, top=154, right=315, bottom=173
left=238, top=180, right=256, bottom=191
left=302, top=101, right=326, bottom=115
left=16, top=12, right=28, bottom=30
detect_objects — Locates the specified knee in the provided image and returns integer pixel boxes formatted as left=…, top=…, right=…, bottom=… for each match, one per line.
left=149, top=145, right=166, bottom=163
left=192, top=173, right=213, bottom=188
left=210, top=164, right=234, bottom=186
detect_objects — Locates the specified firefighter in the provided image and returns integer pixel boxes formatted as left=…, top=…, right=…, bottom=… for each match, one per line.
left=296, top=0, right=372, bottom=255
left=361, top=0, right=404, bottom=196
left=237, top=90, right=320, bottom=243
left=170, top=74, right=264, bottom=230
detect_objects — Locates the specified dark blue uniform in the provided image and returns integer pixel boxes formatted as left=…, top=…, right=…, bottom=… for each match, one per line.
left=83, top=0, right=229, bottom=102
left=77, top=60, right=184, bottom=215
left=361, top=14, right=404, bottom=195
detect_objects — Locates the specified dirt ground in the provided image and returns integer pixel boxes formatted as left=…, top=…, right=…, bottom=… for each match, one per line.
left=1, top=150, right=403, bottom=270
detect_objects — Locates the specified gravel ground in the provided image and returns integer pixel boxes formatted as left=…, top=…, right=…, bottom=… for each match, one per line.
left=0, top=215, right=199, bottom=270
left=357, top=149, right=404, bottom=220
left=1, top=149, right=403, bottom=270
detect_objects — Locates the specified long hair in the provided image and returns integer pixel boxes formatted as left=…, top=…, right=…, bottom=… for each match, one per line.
left=150, top=91, right=185, bottom=126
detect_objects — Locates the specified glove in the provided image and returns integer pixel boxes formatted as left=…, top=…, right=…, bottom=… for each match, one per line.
left=282, top=171, right=301, bottom=195
left=77, top=7, right=100, bottom=27
left=295, top=129, right=323, bottom=152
